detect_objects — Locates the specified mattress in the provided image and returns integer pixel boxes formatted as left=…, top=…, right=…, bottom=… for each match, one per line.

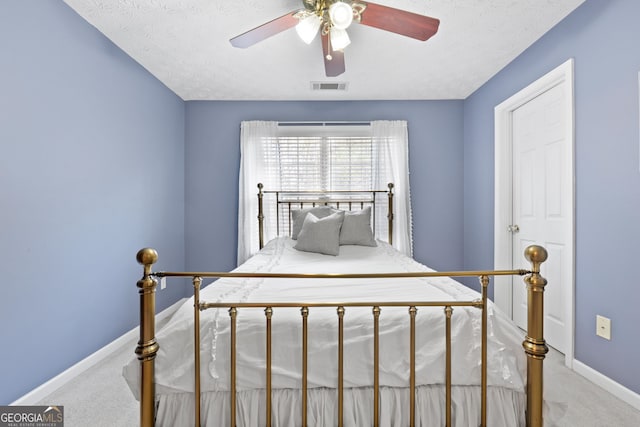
left=123, top=238, right=561, bottom=426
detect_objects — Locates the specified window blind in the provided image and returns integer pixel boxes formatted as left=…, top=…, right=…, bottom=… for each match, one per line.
left=265, top=131, right=375, bottom=193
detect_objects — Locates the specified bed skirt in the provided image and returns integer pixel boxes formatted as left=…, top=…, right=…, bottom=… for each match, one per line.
left=155, top=385, right=562, bottom=427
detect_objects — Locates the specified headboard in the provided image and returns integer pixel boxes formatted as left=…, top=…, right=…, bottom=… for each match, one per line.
left=257, top=183, right=394, bottom=249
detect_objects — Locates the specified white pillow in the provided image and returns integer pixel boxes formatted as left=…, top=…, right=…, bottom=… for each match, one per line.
left=339, top=207, right=377, bottom=247
left=290, top=206, right=336, bottom=239
left=294, top=211, right=345, bottom=256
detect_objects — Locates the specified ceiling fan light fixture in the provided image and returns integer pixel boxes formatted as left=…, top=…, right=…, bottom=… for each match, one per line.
left=330, top=27, right=351, bottom=50
left=296, top=13, right=322, bottom=44
left=229, top=0, right=439, bottom=78
left=329, top=1, right=354, bottom=30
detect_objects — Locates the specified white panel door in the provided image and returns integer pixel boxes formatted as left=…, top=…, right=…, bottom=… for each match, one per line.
left=511, top=82, right=571, bottom=353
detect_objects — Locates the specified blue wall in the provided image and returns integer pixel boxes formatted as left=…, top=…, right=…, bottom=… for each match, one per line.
left=463, top=0, right=640, bottom=393
left=185, top=101, right=464, bottom=273
left=0, top=1, right=186, bottom=404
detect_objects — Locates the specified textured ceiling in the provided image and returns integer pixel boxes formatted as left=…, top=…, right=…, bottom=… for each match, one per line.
left=63, top=0, right=585, bottom=101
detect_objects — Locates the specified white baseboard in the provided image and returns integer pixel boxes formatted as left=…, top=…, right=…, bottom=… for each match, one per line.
left=573, top=359, right=640, bottom=411
left=10, top=297, right=186, bottom=406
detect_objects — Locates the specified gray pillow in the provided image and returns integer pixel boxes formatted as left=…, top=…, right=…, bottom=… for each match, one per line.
left=294, top=211, right=345, bottom=256
left=339, top=207, right=377, bottom=247
left=291, top=206, right=335, bottom=239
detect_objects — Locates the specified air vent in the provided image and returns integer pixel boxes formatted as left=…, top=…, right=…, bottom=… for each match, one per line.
left=311, top=82, right=348, bottom=91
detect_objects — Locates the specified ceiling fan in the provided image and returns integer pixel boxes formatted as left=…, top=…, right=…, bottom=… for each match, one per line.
left=229, top=0, right=440, bottom=77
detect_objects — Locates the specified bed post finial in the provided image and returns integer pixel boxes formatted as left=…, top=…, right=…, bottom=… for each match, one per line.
left=258, top=183, right=265, bottom=250
left=387, top=183, right=394, bottom=245
left=522, top=244, right=548, bottom=427
left=524, top=245, right=547, bottom=273
left=135, top=248, right=159, bottom=427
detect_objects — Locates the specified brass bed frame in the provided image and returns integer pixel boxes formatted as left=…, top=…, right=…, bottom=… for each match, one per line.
left=135, top=184, right=549, bottom=427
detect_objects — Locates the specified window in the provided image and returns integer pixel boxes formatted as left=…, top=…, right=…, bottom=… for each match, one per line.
left=267, top=124, right=375, bottom=192
left=238, top=121, right=412, bottom=264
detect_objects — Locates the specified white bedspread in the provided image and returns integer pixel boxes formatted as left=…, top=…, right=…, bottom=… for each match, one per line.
left=123, top=238, right=527, bottom=399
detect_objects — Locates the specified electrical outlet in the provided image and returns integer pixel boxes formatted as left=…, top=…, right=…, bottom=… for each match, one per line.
left=596, top=315, right=611, bottom=340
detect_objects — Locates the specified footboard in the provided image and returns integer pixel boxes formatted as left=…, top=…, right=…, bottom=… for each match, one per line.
left=135, top=246, right=548, bottom=427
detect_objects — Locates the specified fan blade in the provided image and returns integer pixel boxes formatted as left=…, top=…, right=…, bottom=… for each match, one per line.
left=321, top=32, right=345, bottom=77
left=358, top=2, right=440, bottom=41
left=230, top=10, right=299, bottom=48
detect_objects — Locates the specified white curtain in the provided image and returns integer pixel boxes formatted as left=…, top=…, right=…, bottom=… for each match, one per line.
left=237, top=121, right=278, bottom=265
left=372, top=120, right=413, bottom=257
left=237, top=120, right=413, bottom=264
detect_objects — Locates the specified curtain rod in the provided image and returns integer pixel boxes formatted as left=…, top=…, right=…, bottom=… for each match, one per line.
left=278, top=121, right=371, bottom=127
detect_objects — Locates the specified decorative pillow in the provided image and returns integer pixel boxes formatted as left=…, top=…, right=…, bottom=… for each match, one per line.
left=339, top=207, right=377, bottom=247
left=294, top=211, right=345, bottom=256
left=291, top=206, right=335, bottom=239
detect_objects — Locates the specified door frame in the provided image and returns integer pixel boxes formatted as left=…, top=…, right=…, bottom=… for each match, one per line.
left=493, top=58, right=575, bottom=366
